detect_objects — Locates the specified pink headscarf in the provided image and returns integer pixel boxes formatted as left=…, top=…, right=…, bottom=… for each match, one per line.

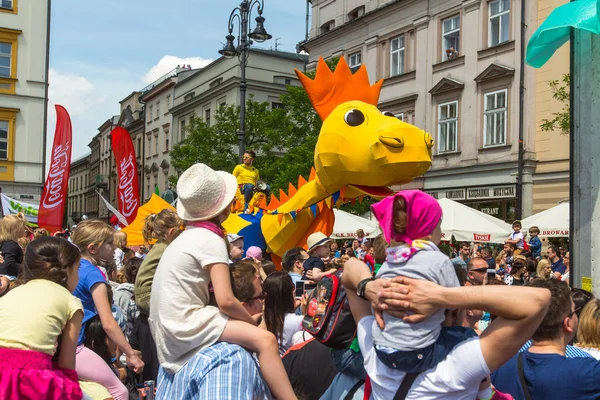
left=371, top=190, right=442, bottom=245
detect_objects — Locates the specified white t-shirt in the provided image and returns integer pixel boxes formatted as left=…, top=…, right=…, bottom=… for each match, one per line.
left=114, top=248, right=124, bottom=271
left=509, top=231, right=524, bottom=249
left=358, top=316, right=490, bottom=399
left=576, top=346, right=600, bottom=360
left=149, top=226, right=230, bottom=373
left=279, top=314, right=303, bottom=356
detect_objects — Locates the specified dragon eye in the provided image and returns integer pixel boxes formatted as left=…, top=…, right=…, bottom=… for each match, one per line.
left=382, top=111, right=396, bottom=117
left=344, top=109, right=365, bottom=127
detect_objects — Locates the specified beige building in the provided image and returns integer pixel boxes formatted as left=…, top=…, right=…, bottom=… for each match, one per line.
left=532, top=0, right=569, bottom=213
left=0, top=0, right=50, bottom=204
left=67, top=153, right=90, bottom=226
left=84, top=136, right=100, bottom=220
left=170, top=49, right=306, bottom=169
left=140, top=67, right=195, bottom=201
left=301, top=0, right=538, bottom=221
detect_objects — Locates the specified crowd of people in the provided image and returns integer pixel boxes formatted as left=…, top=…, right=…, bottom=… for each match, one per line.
left=0, top=162, right=596, bottom=400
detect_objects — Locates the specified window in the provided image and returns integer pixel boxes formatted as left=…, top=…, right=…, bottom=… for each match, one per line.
left=442, top=15, right=460, bottom=61
left=147, top=135, right=151, bottom=157
left=148, top=105, right=153, bottom=122
left=166, top=95, right=171, bottom=109
left=0, top=42, right=10, bottom=78
left=0, top=1, right=13, bottom=10
left=156, top=102, right=160, bottom=118
left=165, top=137, right=169, bottom=151
left=0, top=120, right=8, bottom=160
left=437, top=101, right=458, bottom=153
left=484, top=89, right=507, bottom=146
left=390, top=36, right=405, bottom=77
left=210, top=78, right=223, bottom=88
left=205, top=109, right=211, bottom=126
left=271, top=102, right=284, bottom=110
left=395, top=113, right=405, bottom=122
left=180, top=119, right=186, bottom=141
left=488, top=0, right=510, bottom=47
left=137, top=138, right=141, bottom=156
left=284, top=78, right=291, bottom=85
left=320, top=20, right=334, bottom=34
left=348, top=52, right=361, bottom=73
left=155, top=134, right=159, bottom=153
left=219, top=102, right=226, bottom=109
left=348, top=6, right=365, bottom=21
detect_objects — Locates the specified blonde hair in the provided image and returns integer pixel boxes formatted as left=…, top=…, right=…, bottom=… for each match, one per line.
left=341, top=255, right=350, bottom=264
left=0, top=213, right=26, bottom=242
left=113, top=231, right=127, bottom=249
left=536, top=259, right=552, bottom=279
left=17, top=237, right=30, bottom=251
left=71, top=220, right=114, bottom=255
left=577, top=299, right=600, bottom=348
left=33, top=228, right=49, bottom=240
left=142, top=209, right=184, bottom=243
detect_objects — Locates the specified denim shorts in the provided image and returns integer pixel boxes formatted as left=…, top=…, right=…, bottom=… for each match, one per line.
left=375, top=326, right=477, bottom=373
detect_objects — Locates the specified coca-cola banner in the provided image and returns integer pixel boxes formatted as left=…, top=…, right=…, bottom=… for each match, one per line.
left=111, top=127, right=139, bottom=225
left=38, top=105, right=72, bottom=232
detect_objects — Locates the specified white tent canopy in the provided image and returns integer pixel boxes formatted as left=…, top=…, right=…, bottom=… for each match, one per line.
left=332, top=209, right=381, bottom=240
left=521, top=202, right=569, bottom=237
left=438, top=198, right=513, bottom=243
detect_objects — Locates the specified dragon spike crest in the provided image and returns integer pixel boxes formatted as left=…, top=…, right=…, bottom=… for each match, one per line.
left=295, top=57, right=383, bottom=121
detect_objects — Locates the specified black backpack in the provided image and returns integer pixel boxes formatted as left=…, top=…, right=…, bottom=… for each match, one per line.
left=302, top=269, right=356, bottom=349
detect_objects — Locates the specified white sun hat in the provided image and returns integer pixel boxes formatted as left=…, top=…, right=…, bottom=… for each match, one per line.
left=176, top=163, right=238, bottom=222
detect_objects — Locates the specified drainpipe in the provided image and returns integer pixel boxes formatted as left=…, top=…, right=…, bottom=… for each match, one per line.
left=516, top=0, right=526, bottom=220
left=41, top=0, right=51, bottom=196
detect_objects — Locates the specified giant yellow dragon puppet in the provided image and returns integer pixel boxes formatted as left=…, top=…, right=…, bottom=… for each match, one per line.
left=221, top=56, right=434, bottom=266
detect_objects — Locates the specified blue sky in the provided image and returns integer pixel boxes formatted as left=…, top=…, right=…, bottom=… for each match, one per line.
left=47, top=0, right=309, bottom=161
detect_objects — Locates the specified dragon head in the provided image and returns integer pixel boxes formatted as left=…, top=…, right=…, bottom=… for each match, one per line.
left=296, top=57, right=433, bottom=196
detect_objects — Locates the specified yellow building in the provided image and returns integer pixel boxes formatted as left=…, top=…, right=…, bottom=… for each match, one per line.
left=533, top=0, right=570, bottom=213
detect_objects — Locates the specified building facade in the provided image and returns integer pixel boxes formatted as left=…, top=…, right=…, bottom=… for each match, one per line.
left=170, top=49, right=306, bottom=170
left=67, top=153, right=90, bottom=226
left=532, top=0, right=569, bottom=214
left=300, top=0, right=538, bottom=221
left=0, top=0, right=50, bottom=204
left=140, top=67, right=194, bottom=201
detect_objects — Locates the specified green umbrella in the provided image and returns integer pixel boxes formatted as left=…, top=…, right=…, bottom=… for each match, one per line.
left=526, top=0, right=600, bottom=68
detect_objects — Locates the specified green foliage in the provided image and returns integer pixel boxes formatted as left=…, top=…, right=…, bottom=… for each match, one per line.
left=169, top=57, right=341, bottom=194
left=540, top=73, right=570, bottom=135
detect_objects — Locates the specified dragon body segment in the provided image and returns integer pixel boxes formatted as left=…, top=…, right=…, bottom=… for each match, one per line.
left=223, top=57, right=434, bottom=262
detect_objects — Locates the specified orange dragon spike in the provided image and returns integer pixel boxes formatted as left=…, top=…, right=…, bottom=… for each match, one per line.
left=297, top=175, right=308, bottom=189
left=268, top=193, right=280, bottom=210
left=295, top=56, right=383, bottom=121
left=259, top=196, right=268, bottom=209
left=288, top=182, right=297, bottom=197
left=309, top=167, right=316, bottom=181
left=279, top=189, right=289, bottom=204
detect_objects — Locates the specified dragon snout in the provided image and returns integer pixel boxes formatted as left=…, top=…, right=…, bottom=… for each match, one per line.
left=379, top=135, right=404, bottom=148
left=424, top=132, right=434, bottom=149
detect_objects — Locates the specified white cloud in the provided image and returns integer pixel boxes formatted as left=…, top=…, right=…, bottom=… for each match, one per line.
left=48, top=68, right=108, bottom=116
left=142, top=55, right=214, bottom=84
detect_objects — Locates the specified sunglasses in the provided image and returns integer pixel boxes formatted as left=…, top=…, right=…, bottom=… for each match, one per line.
left=471, top=267, right=488, bottom=273
left=247, top=292, right=266, bottom=302
left=243, top=156, right=253, bottom=159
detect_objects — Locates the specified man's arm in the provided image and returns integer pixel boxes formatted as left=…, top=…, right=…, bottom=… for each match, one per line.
left=374, top=277, right=550, bottom=372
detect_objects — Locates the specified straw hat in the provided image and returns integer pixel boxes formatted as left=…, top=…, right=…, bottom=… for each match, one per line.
left=176, top=163, right=237, bottom=221
left=307, top=232, right=331, bottom=252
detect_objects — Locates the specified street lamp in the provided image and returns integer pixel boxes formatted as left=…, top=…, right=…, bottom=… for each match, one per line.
left=219, top=0, right=272, bottom=163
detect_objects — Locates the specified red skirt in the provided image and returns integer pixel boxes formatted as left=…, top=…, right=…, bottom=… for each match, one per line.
left=0, top=347, right=83, bottom=400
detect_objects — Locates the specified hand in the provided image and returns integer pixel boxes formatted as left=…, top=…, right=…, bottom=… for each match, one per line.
left=0, top=251, right=4, bottom=264
left=376, top=276, right=444, bottom=323
left=306, top=270, right=314, bottom=280
left=300, top=292, right=309, bottom=315
left=126, top=353, right=144, bottom=374
left=252, top=312, right=263, bottom=325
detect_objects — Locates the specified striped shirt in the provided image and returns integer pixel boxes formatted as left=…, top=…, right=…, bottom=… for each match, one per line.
left=520, top=340, right=593, bottom=358
left=157, top=342, right=271, bottom=399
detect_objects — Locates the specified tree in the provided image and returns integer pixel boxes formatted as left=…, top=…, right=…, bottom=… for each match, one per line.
left=540, top=73, right=570, bottom=135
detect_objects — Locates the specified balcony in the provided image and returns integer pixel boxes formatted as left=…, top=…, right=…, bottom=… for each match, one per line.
left=95, top=174, right=108, bottom=189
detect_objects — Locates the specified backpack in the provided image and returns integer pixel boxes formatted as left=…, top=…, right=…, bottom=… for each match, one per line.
left=302, top=269, right=356, bottom=349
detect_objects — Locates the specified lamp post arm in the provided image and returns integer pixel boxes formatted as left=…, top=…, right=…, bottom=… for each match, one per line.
left=248, top=0, right=266, bottom=23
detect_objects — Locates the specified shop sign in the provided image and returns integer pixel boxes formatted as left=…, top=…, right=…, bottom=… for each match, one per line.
left=426, top=185, right=515, bottom=201
left=473, top=233, right=491, bottom=242
left=541, top=229, right=569, bottom=236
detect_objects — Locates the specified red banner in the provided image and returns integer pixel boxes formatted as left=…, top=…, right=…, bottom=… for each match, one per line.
left=38, top=105, right=72, bottom=232
left=111, top=127, right=139, bottom=224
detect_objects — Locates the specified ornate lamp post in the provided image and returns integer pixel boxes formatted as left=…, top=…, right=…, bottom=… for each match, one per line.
left=219, top=0, right=272, bottom=163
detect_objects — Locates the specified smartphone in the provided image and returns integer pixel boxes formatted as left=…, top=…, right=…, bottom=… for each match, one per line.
left=304, top=283, right=317, bottom=293
left=295, top=281, right=305, bottom=299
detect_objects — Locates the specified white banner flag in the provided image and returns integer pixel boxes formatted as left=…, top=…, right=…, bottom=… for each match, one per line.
left=96, top=190, right=129, bottom=227
left=1, top=193, right=39, bottom=224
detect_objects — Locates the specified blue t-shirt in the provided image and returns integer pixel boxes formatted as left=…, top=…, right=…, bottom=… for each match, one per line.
left=73, top=259, right=107, bottom=345
left=528, top=236, right=542, bottom=257
left=492, top=350, right=600, bottom=400
left=551, top=258, right=567, bottom=275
